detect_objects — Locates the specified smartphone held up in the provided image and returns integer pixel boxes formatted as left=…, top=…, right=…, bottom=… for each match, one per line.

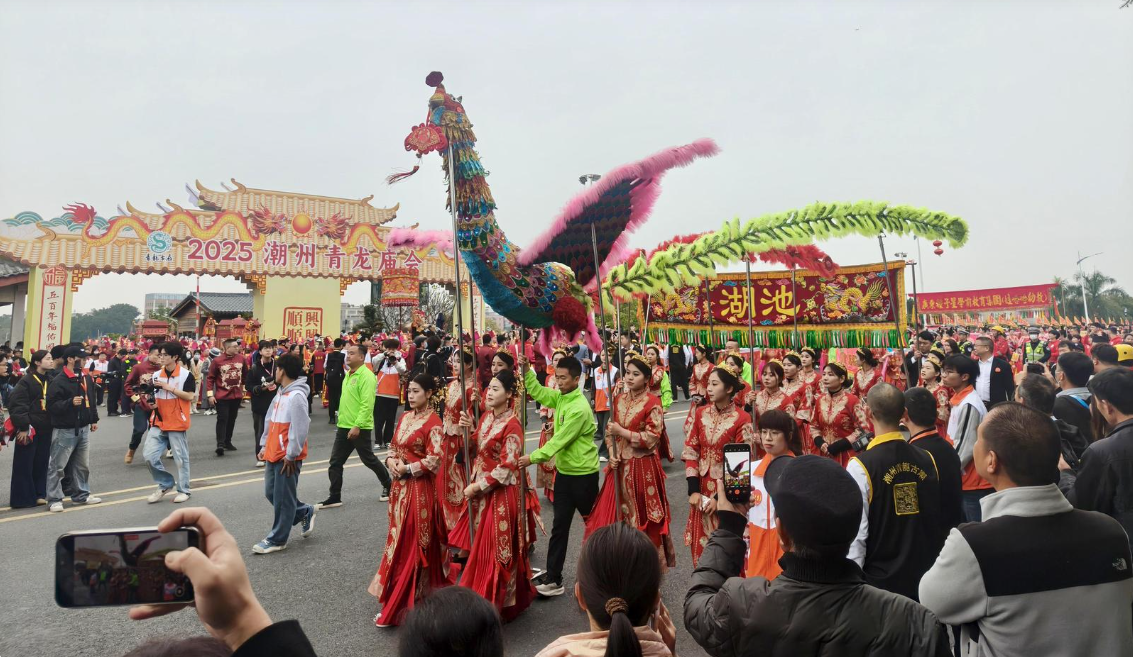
left=723, top=443, right=753, bottom=504
left=55, top=527, right=200, bottom=608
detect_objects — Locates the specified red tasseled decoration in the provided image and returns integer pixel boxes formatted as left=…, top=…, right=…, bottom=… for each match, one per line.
left=552, top=295, right=589, bottom=336
left=758, top=244, right=838, bottom=277
left=386, top=165, right=420, bottom=186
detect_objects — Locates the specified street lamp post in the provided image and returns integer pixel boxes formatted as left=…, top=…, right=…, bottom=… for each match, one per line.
left=1076, top=251, right=1103, bottom=321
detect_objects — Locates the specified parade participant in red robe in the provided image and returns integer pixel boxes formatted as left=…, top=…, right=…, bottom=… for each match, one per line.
left=724, top=354, right=756, bottom=410
left=850, top=348, right=883, bottom=432
left=686, top=345, right=715, bottom=424
left=682, top=363, right=755, bottom=566
left=449, top=370, right=536, bottom=621
left=438, top=347, right=481, bottom=534
left=920, top=351, right=953, bottom=436
left=810, top=363, right=869, bottom=468
left=370, top=374, right=447, bottom=628
left=797, top=347, right=822, bottom=398
left=488, top=348, right=542, bottom=545
left=535, top=349, right=567, bottom=500
left=585, top=353, right=676, bottom=568
left=643, top=345, right=674, bottom=462
left=753, top=361, right=797, bottom=424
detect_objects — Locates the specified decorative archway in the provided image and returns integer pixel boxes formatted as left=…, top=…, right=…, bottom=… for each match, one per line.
left=1, top=179, right=458, bottom=354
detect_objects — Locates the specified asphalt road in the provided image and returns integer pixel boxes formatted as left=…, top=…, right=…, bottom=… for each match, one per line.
left=0, top=398, right=711, bottom=657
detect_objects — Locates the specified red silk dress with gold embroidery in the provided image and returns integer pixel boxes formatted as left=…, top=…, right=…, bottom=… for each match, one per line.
left=809, top=389, right=868, bottom=468
left=682, top=402, right=756, bottom=566
left=535, top=376, right=559, bottom=499
left=925, top=381, right=953, bottom=436
left=585, top=391, right=676, bottom=568
left=447, top=410, right=536, bottom=621
left=649, top=364, right=674, bottom=461
left=439, top=378, right=481, bottom=534
left=369, top=409, right=447, bottom=627
left=686, top=360, right=716, bottom=425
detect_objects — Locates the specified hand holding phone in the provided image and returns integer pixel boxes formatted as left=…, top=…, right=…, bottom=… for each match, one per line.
left=127, top=508, right=273, bottom=651
left=722, top=443, right=753, bottom=504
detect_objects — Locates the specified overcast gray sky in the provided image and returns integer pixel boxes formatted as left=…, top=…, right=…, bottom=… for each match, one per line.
left=2, top=0, right=1130, bottom=315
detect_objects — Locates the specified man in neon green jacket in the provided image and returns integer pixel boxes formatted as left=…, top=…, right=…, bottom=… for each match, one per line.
left=518, top=353, right=598, bottom=597
left=318, top=343, right=391, bottom=509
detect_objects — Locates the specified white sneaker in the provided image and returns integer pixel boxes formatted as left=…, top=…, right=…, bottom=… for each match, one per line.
left=147, top=488, right=171, bottom=504
left=164, top=449, right=173, bottom=459
left=74, top=496, right=102, bottom=505
left=173, top=493, right=191, bottom=503
left=48, top=502, right=64, bottom=513
left=256, top=461, right=265, bottom=468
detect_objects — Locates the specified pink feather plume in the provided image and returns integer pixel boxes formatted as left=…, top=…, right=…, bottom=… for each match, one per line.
left=518, top=138, right=720, bottom=276
left=386, top=227, right=454, bottom=256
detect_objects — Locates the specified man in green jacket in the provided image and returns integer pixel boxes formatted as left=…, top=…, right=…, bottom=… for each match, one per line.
left=318, top=343, right=391, bottom=508
left=518, top=353, right=599, bottom=597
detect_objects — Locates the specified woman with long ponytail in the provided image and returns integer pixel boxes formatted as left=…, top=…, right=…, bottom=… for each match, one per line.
left=534, top=523, right=673, bottom=657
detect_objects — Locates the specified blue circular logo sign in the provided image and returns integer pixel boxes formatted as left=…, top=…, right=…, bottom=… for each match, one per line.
left=148, top=231, right=172, bottom=254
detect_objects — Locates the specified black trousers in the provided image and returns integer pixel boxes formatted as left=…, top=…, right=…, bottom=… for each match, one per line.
left=373, top=396, right=399, bottom=448
left=327, top=427, right=391, bottom=497
left=546, top=471, right=600, bottom=583
left=106, top=380, right=123, bottom=415
left=215, top=398, right=241, bottom=448
left=252, top=412, right=266, bottom=454
left=326, top=381, right=342, bottom=421
left=671, top=368, right=689, bottom=399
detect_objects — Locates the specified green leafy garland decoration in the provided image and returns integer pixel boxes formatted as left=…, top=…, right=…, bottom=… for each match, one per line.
left=603, top=201, right=968, bottom=302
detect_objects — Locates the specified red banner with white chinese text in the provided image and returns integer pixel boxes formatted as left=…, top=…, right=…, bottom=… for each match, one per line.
left=914, top=284, right=1054, bottom=313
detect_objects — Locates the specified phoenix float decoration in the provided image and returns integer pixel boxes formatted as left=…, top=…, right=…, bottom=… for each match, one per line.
left=388, top=71, right=719, bottom=355
left=390, top=72, right=969, bottom=354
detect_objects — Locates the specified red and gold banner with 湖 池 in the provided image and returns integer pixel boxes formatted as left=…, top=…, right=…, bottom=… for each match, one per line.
left=644, top=261, right=906, bottom=349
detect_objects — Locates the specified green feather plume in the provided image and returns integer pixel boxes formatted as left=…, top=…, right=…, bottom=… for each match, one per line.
left=603, top=201, right=967, bottom=302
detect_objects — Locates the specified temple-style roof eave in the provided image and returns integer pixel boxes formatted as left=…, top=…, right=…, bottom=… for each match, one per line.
left=194, top=179, right=399, bottom=215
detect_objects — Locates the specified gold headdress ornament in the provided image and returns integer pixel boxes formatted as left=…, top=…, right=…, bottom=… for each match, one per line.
left=825, top=361, right=849, bottom=378
left=624, top=350, right=651, bottom=372
left=926, top=349, right=945, bottom=369
left=799, top=347, right=817, bottom=359
left=551, top=346, right=570, bottom=359
left=784, top=350, right=800, bottom=360
left=716, top=358, right=743, bottom=380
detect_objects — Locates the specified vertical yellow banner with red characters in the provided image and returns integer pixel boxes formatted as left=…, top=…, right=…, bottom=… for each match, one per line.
left=24, top=265, right=73, bottom=351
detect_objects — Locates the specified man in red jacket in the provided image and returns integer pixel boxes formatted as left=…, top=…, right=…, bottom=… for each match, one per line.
left=206, top=338, right=246, bottom=457
left=123, top=345, right=160, bottom=465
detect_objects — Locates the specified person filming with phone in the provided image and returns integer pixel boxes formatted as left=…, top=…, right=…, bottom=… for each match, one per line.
left=684, top=454, right=951, bottom=655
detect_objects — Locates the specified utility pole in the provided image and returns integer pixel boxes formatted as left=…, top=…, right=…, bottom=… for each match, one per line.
left=1076, top=251, right=1103, bottom=321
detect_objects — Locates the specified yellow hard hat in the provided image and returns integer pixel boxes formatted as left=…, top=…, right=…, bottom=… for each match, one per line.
left=1116, top=343, right=1133, bottom=364
left=991, top=325, right=1005, bottom=334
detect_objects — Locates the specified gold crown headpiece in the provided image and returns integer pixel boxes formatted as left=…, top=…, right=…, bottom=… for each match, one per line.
left=798, top=347, right=817, bottom=359
left=716, top=359, right=742, bottom=380
left=926, top=350, right=945, bottom=369
left=624, top=350, right=651, bottom=372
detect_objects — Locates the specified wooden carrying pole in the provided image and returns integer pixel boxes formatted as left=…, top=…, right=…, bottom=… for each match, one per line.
left=591, top=224, right=621, bottom=517
left=446, top=144, right=475, bottom=550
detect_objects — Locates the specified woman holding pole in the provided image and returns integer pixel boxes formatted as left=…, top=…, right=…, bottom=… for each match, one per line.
left=451, top=368, right=536, bottom=621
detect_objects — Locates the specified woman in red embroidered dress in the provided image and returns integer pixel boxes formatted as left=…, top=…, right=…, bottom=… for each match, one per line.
left=686, top=345, right=715, bottom=423
left=810, top=363, right=869, bottom=468
left=851, top=348, right=883, bottom=399
left=753, top=361, right=797, bottom=423
left=585, top=353, right=676, bottom=568
left=450, top=369, right=536, bottom=621
left=644, top=345, right=674, bottom=462
left=682, top=364, right=755, bottom=566
left=370, top=374, right=447, bottom=628
left=489, top=348, right=542, bottom=547
left=920, top=350, right=952, bottom=435
left=535, top=349, right=566, bottom=500
left=725, top=354, right=757, bottom=410
left=490, top=351, right=517, bottom=411
left=797, top=347, right=822, bottom=400
left=439, top=348, right=480, bottom=535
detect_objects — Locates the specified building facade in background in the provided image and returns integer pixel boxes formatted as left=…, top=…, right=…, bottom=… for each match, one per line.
left=144, top=292, right=185, bottom=317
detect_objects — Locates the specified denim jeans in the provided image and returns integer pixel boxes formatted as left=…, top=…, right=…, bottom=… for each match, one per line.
left=144, top=427, right=191, bottom=495
left=961, top=488, right=993, bottom=523
left=264, top=460, right=312, bottom=545
left=47, top=427, right=91, bottom=504
left=130, top=406, right=149, bottom=450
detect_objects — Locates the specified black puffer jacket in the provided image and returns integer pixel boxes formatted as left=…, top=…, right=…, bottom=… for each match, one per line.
left=8, top=371, right=51, bottom=431
left=684, top=511, right=951, bottom=657
left=247, top=358, right=277, bottom=415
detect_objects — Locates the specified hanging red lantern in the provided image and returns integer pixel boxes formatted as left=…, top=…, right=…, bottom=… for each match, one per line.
left=932, top=239, right=943, bottom=248
left=934, top=248, right=944, bottom=256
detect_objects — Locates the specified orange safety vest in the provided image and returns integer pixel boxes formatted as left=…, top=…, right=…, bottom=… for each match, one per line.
left=263, top=389, right=308, bottom=463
